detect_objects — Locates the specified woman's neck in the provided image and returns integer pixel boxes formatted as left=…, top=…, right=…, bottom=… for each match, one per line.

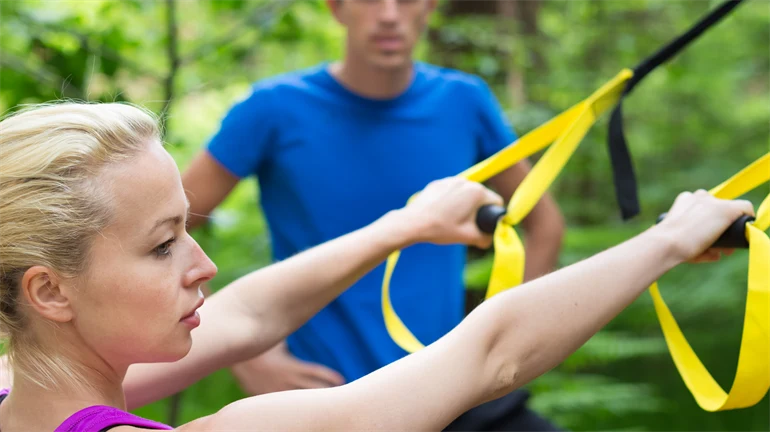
left=0, top=359, right=126, bottom=431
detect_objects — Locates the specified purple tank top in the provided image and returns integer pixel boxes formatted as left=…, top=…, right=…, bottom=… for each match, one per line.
left=0, top=388, right=172, bottom=431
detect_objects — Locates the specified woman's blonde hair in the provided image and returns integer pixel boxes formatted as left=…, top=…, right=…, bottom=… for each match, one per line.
left=0, top=102, right=160, bottom=389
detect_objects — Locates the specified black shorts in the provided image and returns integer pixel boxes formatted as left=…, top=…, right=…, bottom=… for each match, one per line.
left=444, top=390, right=562, bottom=432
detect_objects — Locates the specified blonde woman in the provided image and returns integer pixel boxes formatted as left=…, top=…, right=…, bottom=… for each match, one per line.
left=0, top=103, right=750, bottom=431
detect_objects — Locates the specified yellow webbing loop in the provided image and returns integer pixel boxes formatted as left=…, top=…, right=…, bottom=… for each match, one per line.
left=649, top=152, right=770, bottom=411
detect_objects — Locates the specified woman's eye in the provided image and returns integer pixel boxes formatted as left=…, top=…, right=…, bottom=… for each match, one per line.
left=153, top=237, right=176, bottom=259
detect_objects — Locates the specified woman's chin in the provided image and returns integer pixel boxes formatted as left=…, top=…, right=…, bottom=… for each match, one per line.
left=150, top=337, right=193, bottom=363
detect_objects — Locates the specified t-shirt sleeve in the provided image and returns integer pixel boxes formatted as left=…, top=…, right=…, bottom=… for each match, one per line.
left=473, top=78, right=518, bottom=161
left=206, top=87, right=276, bottom=179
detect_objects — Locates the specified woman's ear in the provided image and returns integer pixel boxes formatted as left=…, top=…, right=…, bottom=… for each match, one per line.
left=21, top=266, right=74, bottom=323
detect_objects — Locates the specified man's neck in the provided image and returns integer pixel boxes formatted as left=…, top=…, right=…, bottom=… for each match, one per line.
left=330, top=57, right=414, bottom=100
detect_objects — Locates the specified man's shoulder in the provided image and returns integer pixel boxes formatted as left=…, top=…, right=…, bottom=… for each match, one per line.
left=251, top=64, right=326, bottom=93
left=220, top=65, right=327, bottom=120
left=234, top=64, right=327, bottom=108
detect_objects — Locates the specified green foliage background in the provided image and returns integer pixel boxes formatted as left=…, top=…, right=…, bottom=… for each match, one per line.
left=1, top=1, right=768, bottom=430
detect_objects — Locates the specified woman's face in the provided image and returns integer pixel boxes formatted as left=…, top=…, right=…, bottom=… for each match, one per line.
left=70, top=140, right=217, bottom=370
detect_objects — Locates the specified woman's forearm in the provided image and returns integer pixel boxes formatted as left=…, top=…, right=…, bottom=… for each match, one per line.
left=230, top=209, right=421, bottom=348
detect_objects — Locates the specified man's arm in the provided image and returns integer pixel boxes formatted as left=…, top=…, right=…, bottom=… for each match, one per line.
left=182, top=151, right=240, bottom=230
left=122, top=177, right=502, bottom=408
left=487, top=159, right=565, bottom=281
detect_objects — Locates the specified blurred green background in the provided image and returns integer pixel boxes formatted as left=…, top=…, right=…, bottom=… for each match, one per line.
left=1, top=0, right=768, bottom=430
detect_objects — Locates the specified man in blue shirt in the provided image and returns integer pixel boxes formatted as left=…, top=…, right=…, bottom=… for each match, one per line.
left=183, top=0, right=564, bottom=429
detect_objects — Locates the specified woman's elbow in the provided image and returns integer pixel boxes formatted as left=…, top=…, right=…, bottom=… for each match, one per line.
left=470, top=302, right=529, bottom=401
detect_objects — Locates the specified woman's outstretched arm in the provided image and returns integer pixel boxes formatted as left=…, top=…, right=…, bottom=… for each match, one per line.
left=178, top=191, right=751, bottom=431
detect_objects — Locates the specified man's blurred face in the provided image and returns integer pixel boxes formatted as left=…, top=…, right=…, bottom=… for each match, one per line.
left=329, top=0, right=437, bottom=71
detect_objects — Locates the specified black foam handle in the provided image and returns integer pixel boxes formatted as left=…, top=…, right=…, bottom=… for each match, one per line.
left=476, top=205, right=507, bottom=235
left=656, top=212, right=754, bottom=249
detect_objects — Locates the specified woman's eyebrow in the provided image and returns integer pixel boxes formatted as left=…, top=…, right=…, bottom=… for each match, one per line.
left=148, top=199, right=191, bottom=235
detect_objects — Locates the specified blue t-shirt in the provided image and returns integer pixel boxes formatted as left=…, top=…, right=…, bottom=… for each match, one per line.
left=207, top=62, right=517, bottom=382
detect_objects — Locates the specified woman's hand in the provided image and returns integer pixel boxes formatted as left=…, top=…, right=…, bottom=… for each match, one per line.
left=656, top=190, right=754, bottom=264
left=400, top=177, right=503, bottom=249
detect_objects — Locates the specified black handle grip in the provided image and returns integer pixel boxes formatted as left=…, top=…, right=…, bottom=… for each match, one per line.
left=656, top=213, right=754, bottom=249
left=476, top=205, right=507, bottom=234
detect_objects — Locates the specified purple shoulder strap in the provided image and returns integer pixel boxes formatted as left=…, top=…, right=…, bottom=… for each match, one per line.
left=53, top=405, right=173, bottom=432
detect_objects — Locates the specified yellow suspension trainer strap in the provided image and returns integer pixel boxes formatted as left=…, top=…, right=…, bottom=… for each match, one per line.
left=382, top=70, right=633, bottom=353
left=651, top=153, right=770, bottom=411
